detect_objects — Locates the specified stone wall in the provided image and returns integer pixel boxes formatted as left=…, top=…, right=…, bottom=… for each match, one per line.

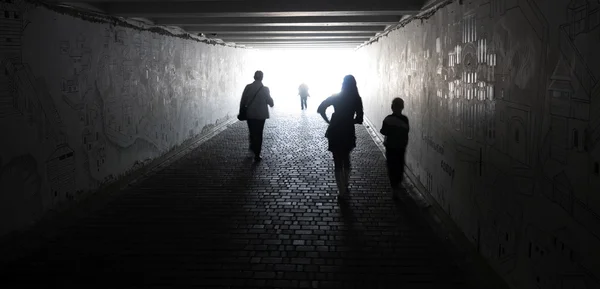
left=0, top=1, right=253, bottom=236
left=356, top=0, right=600, bottom=288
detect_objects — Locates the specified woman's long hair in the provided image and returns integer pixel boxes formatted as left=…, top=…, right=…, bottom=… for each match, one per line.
left=341, top=75, right=360, bottom=98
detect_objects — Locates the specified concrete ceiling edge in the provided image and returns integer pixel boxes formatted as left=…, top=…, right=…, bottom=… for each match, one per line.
left=33, top=0, right=249, bottom=49
left=356, top=0, right=454, bottom=50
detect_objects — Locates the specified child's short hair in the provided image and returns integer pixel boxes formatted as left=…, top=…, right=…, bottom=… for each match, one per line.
left=392, top=97, right=404, bottom=111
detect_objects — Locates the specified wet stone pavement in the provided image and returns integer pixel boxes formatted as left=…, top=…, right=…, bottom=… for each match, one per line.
left=1, top=109, right=472, bottom=288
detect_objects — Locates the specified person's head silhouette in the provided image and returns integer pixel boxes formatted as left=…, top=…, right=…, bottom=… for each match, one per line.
left=254, top=71, right=264, bottom=82
left=341, top=75, right=359, bottom=97
left=392, top=97, right=404, bottom=114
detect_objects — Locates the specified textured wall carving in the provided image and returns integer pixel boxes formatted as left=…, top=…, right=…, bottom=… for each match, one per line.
left=357, top=0, right=600, bottom=288
left=0, top=2, right=253, bottom=236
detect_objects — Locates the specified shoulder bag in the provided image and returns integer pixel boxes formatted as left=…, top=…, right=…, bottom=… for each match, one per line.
left=238, top=85, right=263, bottom=121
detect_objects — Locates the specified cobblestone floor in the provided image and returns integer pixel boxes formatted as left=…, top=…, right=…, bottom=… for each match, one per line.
left=0, top=108, right=472, bottom=288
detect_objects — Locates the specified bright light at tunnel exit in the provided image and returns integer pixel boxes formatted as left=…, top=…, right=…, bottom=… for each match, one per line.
left=249, top=48, right=357, bottom=112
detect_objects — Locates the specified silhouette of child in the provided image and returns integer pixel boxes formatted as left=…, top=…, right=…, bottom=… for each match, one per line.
left=380, top=97, right=409, bottom=199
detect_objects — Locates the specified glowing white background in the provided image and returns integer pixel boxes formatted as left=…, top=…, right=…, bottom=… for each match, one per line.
left=248, top=48, right=358, bottom=113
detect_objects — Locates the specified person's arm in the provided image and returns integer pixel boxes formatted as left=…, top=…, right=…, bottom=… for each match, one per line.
left=239, top=86, right=249, bottom=110
left=317, top=96, right=334, bottom=124
left=400, top=117, right=410, bottom=145
left=354, top=97, right=364, bottom=124
left=380, top=118, right=390, bottom=136
left=265, top=87, right=274, bottom=107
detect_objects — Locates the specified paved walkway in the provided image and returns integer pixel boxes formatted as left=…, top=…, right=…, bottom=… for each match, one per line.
left=1, top=108, right=471, bottom=288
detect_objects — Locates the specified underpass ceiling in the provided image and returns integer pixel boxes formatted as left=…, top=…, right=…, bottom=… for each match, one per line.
left=52, top=0, right=430, bottom=49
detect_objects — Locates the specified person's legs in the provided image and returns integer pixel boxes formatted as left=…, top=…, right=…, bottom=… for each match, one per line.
left=398, top=147, right=406, bottom=188
left=253, top=119, right=266, bottom=158
left=386, top=148, right=406, bottom=199
left=386, top=149, right=401, bottom=188
left=333, top=150, right=351, bottom=197
left=332, top=151, right=344, bottom=196
left=300, top=97, right=307, bottom=110
left=342, top=151, right=351, bottom=191
left=247, top=120, right=255, bottom=152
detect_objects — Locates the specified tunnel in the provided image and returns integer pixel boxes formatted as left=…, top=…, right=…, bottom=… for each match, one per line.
left=0, top=0, right=599, bottom=288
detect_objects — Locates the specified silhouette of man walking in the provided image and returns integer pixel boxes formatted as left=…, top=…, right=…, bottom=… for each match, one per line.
left=298, top=83, right=310, bottom=110
left=238, top=71, right=274, bottom=162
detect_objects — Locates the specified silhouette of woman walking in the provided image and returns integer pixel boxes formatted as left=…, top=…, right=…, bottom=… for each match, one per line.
left=317, top=75, right=364, bottom=200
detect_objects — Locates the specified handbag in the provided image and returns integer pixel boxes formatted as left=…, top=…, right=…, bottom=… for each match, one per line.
left=238, top=85, right=263, bottom=121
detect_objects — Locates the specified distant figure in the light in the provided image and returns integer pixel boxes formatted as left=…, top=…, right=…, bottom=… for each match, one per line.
left=298, top=83, right=310, bottom=110
left=380, top=97, right=410, bottom=200
left=238, top=70, right=274, bottom=162
left=317, top=75, right=364, bottom=201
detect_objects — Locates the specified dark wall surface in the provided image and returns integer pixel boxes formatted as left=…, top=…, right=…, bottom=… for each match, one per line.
left=357, top=0, right=600, bottom=288
left=0, top=1, right=253, bottom=237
